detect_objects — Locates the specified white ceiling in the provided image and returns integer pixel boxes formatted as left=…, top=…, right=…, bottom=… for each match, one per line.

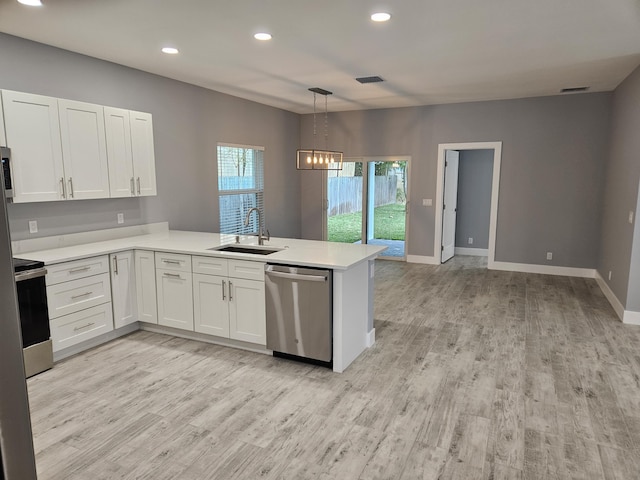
left=1, top=0, right=640, bottom=114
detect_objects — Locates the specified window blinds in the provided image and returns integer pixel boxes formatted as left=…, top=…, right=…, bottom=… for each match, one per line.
left=217, top=144, right=265, bottom=235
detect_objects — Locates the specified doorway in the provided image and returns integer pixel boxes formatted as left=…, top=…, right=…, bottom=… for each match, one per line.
left=434, top=142, right=502, bottom=268
left=324, top=156, right=409, bottom=260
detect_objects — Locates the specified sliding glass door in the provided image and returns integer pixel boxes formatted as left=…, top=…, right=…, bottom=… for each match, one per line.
left=325, top=157, right=408, bottom=259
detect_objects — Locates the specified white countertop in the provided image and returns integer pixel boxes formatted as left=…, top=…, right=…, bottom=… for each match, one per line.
left=14, top=230, right=387, bottom=270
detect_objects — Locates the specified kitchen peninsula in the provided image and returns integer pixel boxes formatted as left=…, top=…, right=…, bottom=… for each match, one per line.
left=13, top=224, right=386, bottom=373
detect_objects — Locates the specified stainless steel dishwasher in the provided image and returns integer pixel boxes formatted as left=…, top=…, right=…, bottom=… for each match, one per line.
left=265, top=264, right=332, bottom=365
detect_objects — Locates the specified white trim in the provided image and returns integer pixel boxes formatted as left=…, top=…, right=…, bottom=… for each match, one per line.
left=407, top=255, right=439, bottom=265
left=454, top=247, right=488, bottom=257
left=623, top=310, right=640, bottom=325
left=366, top=328, right=376, bottom=347
left=595, top=271, right=625, bottom=321
left=140, top=323, right=272, bottom=355
left=491, top=261, right=595, bottom=278
left=434, top=142, right=502, bottom=268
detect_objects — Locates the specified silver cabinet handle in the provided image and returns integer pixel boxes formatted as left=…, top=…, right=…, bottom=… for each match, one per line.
left=222, top=280, right=226, bottom=300
left=60, top=177, right=66, bottom=198
left=162, top=259, right=181, bottom=265
left=130, top=177, right=135, bottom=195
left=69, top=266, right=91, bottom=273
left=68, top=177, right=74, bottom=198
left=164, top=272, right=181, bottom=278
left=137, top=177, right=141, bottom=195
left=73, top=322, right=95, bottom=332
left=71, top=291, right=93, bottom=300
left=229, top=281, right=233, bottom=300
left=113, top=256, right=118, bottom=275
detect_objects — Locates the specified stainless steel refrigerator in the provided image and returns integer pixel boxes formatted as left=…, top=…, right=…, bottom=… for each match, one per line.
left=0, top=170, right=38, bottom=477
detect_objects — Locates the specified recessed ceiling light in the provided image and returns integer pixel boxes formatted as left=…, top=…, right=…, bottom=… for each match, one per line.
left=371, top=12, right=391, bottom=22
left=17, top=0, right=42, bottom=6
left=161, top=47, right=179, bottom=55
left=254, top=33, right=272, bottom=41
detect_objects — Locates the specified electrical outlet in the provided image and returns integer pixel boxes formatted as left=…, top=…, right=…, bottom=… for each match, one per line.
left=468, top=237, right=473, bottom=245
left=28, top=220, right=38, bottom=234
left=629, top=211, right=634, bottom=224
left=117, top=213, right=124, bottom=224
left=422, top=199, right=432, bottom=207
left=546, top=252, right=553, bottom=261
left=608, top=271, right=612, bottom=281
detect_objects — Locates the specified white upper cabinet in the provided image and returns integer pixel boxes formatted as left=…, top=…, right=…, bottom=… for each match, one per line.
left=1, top=90, right=65, bottom=203
left=105, top=108, right=157, bottom=198
left=105, top=107, right=135, bottom=198
left=0, top=94, right=6, bottom=146
left=58, top=99, right=110, bottom=200
left=130, top=111, right=157, bottom=197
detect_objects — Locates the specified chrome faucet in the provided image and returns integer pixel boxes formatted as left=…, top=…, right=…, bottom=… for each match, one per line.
left=244, top=207, right=270, bottom=245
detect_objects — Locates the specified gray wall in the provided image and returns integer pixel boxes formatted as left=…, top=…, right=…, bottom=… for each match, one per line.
left=598, top=64, right=640, bottom=309
left=301, top=93, right=611, bottom=268
left=455, top=149, right=493, bottom=249
left=0, top=33, right=301, bottom=241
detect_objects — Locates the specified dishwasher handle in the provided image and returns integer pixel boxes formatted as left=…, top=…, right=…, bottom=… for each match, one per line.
left=266, top=270, right=327, bottom=282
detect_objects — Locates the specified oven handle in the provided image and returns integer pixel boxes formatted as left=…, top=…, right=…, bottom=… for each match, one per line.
left=15, top=267, right=48, bottom=282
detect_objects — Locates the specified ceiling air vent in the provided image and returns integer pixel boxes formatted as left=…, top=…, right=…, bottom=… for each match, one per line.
left=356, top=76, right=384, bottom=84
left=561, top=86, right=590, bottom=93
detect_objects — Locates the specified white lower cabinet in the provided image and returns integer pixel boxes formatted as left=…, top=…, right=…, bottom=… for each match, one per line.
left=192, top=256, right=266, bottom=346
left=135, top=250, right=157, bottom=324
left=156, top=252, right=193, bottom=331
left=110, top=251, right=137, bottom=329
left=46, top=255, right=113, bottom=353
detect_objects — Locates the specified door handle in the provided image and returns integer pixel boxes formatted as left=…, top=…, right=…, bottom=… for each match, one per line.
left=60, top=177, right=66, bottom=198
left=229, top=281, right=233, bottom=300
left=266, top=270, right=327, bottom=282
left=68, top=177, right=74, bottom=198
left=137, top=177, right=141, bottom=195
left=130, top=177, right=135, bottom=195
left=222, top=280, right=226, bottom=300
left=113, top=256, right=118, bottom=275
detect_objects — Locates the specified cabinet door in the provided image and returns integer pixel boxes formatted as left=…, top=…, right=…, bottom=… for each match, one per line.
left=110, top=251, right=137, bottom=329
left=229, top=278, right=266, bottom=345
left=130, top=111, right=157, bottom=196
left=1, top=90, right=65, bottom=203
left=104, top=107, right=134, bottom=198
left=58, top=99, right=110, bottom=200
left=135, top=250, right=157, bottom=324
left=156, top=268, right=193, bottom=331
left=193, top=273, right=230, bottom=337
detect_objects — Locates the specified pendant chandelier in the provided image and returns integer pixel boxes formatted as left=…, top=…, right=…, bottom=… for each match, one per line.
left=296, top=87, right=343, bottom=171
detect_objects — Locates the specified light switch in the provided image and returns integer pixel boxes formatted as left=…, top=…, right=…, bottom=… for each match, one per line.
left=546, top=252, right=553, bottom=261
left=29, top=220, right=38, bottom=234
left=629, top=211, right=634, bottom=224
left=423, top=199, right=432, bottom=206
left=117, top=213, right=124, bottom=224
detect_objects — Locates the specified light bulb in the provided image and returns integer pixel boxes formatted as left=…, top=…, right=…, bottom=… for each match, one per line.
left=313, top=156, right=318, bottom=164
left=330, top=156, right=335, bottom=163
left=307, top=156, right=312, bottom=164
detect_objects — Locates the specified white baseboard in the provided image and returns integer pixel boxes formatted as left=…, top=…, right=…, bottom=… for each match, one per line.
left=140, top=323, right=272, bottom=355
left=53, top=323, right=139, bottom=362
left=623, top=310, right=640, bottom=325
left=595, top=271, right=625, bottom=321
left=454, top=247, right=488, bottom=257
left=407, top=255, right=439, bottom=265
left=491, top=261, right=596, bottom=278
left=366, top=328, right=376, bottom=347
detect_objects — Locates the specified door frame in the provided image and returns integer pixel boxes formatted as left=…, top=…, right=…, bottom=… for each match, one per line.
left=434, top=142, right=502, bottom=268
left=323, top=155, right=411, bottom=261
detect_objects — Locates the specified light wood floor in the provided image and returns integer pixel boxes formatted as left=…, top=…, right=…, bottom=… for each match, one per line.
left=27, top=256, right=640, bottom=479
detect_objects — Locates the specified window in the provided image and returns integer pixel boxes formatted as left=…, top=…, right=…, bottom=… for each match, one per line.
left=217, top=143, right=264, bottom=235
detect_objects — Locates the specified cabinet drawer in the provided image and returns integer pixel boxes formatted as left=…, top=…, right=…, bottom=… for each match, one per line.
left=192, top=256, right=228, bottom=276
left=46, top=255, right=109, bottom=285
left=50, top=303, right=114, bottom=352
left=47, top=272, right=111, bottom=319
left=155, top=252, right=191, bottom=272
left=228, top=259, right=265, bottom=281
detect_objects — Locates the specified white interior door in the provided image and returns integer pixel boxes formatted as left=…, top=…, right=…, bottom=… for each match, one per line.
left=441, top=150, right=459, bottom=262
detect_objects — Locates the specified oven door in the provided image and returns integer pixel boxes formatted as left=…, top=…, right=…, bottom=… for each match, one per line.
left=15, top=267, right=50, bottom=348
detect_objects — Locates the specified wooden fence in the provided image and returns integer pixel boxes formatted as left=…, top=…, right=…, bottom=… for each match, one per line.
left=328, top=175, right=397, bottom=216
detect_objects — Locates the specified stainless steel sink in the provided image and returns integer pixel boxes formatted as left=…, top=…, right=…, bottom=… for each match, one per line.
left=209, top=245, right=281, bottom=255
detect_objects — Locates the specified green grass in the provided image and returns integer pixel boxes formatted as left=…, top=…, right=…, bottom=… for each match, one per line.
left=328, top=203, right=406, bottom=243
